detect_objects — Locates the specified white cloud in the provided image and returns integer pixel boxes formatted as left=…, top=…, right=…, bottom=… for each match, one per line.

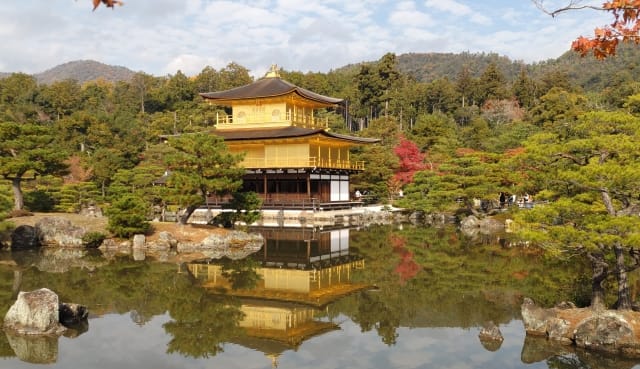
left=163, top=54, right=227, bottom=76
left=424, top=0, right=472, bottom=15
left=0, top=0, right=621, bottom=75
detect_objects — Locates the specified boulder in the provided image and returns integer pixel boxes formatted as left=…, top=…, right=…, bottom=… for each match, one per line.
left=58, top=303, right=89, bottom=326
left=176, top=231, right=263, bottom=259
left=3, top=288, right=89, bottom=336
left=4, top=288, right=65, bottom=335
left=132, top=234, right=146, bottom=249
left=35, top=217, right=86, bottom=247
left=78, top=204, right=103, bottom=217
left=521, top=297, right=640, bottom=358
left=574, top=314, right=636, bottom=355
left=459, top=215, right=479, bottom=229
left=10, top=225, right=41, bottom=250
left=521, top=297, right=555, bottom=336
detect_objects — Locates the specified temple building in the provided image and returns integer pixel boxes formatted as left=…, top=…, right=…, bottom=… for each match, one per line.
left=200, top=66, right=379, bottom=210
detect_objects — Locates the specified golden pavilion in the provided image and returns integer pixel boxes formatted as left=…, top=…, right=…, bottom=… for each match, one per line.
left=200, top=65, right=379, bottom=209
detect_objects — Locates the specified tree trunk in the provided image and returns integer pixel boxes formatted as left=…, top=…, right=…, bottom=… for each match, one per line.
left=614, top=242, right=633, bottom=310
left=601, top=187, right=616, bottom=216
left=587, top=252, right=608, bottom=311
left=12, top=270, right=22, bottom=299
left=11, top=177, right=24, bottom=210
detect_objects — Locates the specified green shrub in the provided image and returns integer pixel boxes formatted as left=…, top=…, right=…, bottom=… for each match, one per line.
left=106, top=195, right=151, bottom=238
left=82, top=231, right=106, bottom=248
left=0, top=220, right=15, bottom=249
left=24, top=190, right=56, bottom=212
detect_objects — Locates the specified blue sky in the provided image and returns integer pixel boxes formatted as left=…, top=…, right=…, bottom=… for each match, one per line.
left=0, top=1, right=610, bottom=78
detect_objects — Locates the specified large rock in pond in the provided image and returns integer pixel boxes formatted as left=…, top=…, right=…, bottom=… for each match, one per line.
left=11, top=225, right=41, bottom=250
left=521, top=297, right=640, bottom=358
left=36, top=217, right=86, bottom=247
left=4, top=288, right=89, bottom=336
left=4, top=288, right=65, bottom=335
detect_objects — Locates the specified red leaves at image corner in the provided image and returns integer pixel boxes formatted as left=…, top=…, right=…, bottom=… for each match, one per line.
left=572, top=1, right=640, bottom=59
left=93, top=0, right=124, bottom=11
left=390, top=235, right=421, bottom=284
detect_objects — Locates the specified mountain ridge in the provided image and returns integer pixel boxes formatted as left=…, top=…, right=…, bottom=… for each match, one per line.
left=2, top=46, right=640, bottom=93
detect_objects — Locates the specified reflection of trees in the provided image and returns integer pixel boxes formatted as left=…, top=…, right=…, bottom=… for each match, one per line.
left=334, top=224, right=591, bottom=346
left=220, top=257, right=262, bottom=291
left=353, top=292, right=399, bottom=345
left=0, top=255, right=247, bottom=360
left=163, top=294, right=244, bottom=358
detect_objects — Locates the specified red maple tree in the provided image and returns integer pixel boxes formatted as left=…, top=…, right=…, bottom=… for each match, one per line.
left=393, top=135, right=426, bottom=186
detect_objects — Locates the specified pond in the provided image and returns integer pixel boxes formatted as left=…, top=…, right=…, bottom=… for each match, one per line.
left=0, top=224, right=639, bottom=369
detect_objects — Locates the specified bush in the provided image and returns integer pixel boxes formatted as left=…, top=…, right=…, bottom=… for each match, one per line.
left=106, top=195, right=151, bottom=238
left=219, top=191, right=262, bottom=228
left=24, top=190, right=56, bottom=212
left=82, top=231, right=106, bottom=248
left=0, top=220, right=15, bottom=249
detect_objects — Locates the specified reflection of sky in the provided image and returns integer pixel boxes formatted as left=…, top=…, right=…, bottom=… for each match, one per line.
left=1, top=313, right=638, bottom=369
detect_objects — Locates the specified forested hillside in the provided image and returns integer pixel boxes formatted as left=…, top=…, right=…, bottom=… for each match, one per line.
left=395, top=44, right=640, bottom=93
left=3, top=45, right=640, bottom=92
left=35, top=60, right=136, bottom=85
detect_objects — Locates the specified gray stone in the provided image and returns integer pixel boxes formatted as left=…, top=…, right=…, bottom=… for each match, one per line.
left=78, top=204, right=103, bottom=217
left=546, top=317, right=572, bottom=344
left=4, top=288, right=65, bottom=335
left=176, top=231, right=263, bottom=259
left=35, top=217, right=86, bottom=248
left=158, top=231, right=177, bottom=248
left=58, top=303, right=88, bottom=326
left=10, top=225, right=41, bottom=250
left=132, top=234, right=146, bottom=249
left=521, top=298, right=554, bottom=336
left=574, top=314, right=635, bottom=354
left=460, top=215, right=479, bottom=229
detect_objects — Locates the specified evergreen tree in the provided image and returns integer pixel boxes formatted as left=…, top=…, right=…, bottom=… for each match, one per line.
left=0, top=122, right=68, bottom=210
left=163, top=133, right=245, bottom=209
left=516, top=110, right=640, bottom=310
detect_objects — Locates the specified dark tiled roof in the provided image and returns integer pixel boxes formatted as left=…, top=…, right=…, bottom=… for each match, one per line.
left=214, top=126, right=380, bottom=144
left=199, top=77, right=343, bottom=105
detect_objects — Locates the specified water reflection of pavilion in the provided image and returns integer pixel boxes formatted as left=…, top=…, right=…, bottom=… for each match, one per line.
left=187, top=227, right=368, bottom=365
left=188, top=226, right=367, bottom=306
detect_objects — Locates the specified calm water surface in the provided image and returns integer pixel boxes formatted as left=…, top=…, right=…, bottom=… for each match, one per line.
left=0, top=224, right=638, bottom=369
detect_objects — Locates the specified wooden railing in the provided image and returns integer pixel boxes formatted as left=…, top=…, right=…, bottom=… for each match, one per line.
left=241, top=156, right=365, bottom=170
left=216, top=111, right=328, bottom=129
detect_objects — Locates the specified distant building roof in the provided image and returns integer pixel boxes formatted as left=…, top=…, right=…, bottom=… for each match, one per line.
left=199, top=76, right=343, bottom=106
left=213, top=126, right=380, bottom=144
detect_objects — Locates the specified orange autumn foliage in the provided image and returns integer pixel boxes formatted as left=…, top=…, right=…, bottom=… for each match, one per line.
left=92, top=0, right=124, bottom=11
left=572, top=0, right=640, bottom=58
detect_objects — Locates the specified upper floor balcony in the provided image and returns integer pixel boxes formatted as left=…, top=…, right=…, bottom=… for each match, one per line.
left=216, top=111, right=329, bottom=130
left=241, top=156, right=365, bottom=171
